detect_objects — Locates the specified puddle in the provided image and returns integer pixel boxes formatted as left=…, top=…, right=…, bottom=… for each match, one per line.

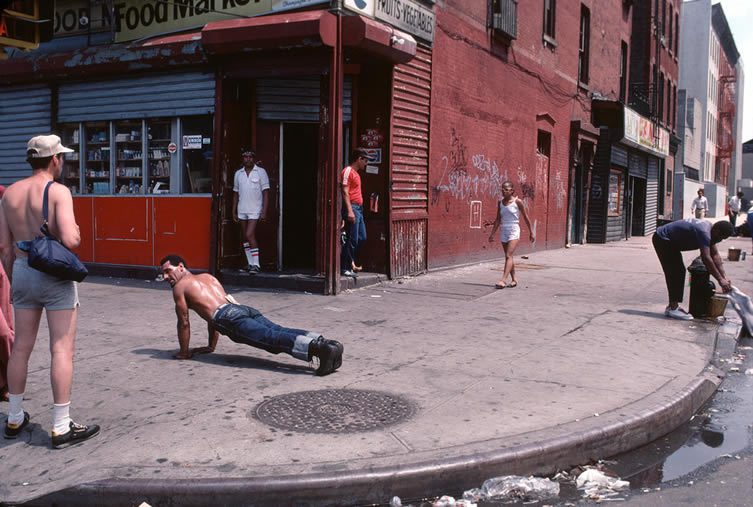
left=404, top=337, right=753, bottom=506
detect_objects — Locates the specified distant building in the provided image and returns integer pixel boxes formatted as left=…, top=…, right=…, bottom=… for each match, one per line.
left=677, top=0, right=742, bottom=219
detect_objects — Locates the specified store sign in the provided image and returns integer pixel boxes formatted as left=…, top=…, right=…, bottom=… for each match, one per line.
left=53, top=0, right=328, bottom=42
left=183, top=135, right=202, bottom=149
left=344, top=0, right=435, bottom=43
left=623, top=106, right=669, bottom=157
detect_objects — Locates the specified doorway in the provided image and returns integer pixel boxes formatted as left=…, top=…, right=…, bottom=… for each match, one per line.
left=280, top=123, right=318, bottom=271
left=631, top=177, right=647, bottom=237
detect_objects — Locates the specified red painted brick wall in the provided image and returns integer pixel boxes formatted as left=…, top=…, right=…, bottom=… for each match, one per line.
left=428, top=0, right=631, bottom=268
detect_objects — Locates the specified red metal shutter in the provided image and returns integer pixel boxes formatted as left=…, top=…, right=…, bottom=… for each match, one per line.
left=389, top=46, right=432, bottom=278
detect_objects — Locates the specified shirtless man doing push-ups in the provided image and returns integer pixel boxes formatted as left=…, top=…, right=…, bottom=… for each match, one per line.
left=158, top=254, right=343, bottom=376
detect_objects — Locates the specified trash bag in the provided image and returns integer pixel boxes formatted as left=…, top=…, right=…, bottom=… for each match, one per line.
left=721, top=286, right=753, bottom=336
left=463, top=475, right=559, bottom=502
left=575, top=468, right=630, bottom=501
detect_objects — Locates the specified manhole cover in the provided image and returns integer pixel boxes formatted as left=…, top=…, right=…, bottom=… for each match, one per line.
left=253, top=389, right=416, bottom=434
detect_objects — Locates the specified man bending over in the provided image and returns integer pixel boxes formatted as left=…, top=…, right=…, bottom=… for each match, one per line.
left=158, top=255, right=343, bottom=376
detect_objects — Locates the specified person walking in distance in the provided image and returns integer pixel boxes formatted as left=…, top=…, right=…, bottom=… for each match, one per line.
left=488, top=181, right=535, bottom=289
left=691, top=188, right=708, bottom=219
left=728, top=191, right=743, bottom=236
left=0, top=135, right=99, bottom=448
left=232, top=148, right=269, bottom=274
left=158, top=255, right=343, bottom=376
left=341, top=149, right=368, bottom=277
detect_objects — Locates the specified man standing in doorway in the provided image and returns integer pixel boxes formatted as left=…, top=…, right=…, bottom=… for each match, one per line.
left=233, top=148, right=269, bottom=274
left=691, top=188, right=708, bottom=219
left=0, top=135, right=99, bottom=448
left=341, top=149, right=369, bottom=277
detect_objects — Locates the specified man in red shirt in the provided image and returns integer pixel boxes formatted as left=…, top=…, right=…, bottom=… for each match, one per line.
left=341, top=149, right=368, bottom=277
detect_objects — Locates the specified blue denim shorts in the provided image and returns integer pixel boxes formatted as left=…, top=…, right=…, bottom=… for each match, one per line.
left=11, top=258, right=80, bottom=310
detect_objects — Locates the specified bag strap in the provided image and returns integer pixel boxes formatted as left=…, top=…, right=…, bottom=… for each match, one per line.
left=42, top=180, right=54, bottom=224
left=40, top=180, right=55, bottom=238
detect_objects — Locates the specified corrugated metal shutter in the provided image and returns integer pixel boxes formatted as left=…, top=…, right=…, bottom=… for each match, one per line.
left=629, top=151, right=648, bottom=178
left=611, top=144, right=628, bottom=167
left=645, top=157, right=659, bottom=235
left=0, top=85, right=51, bottom=185
left=58, top=72, right=215, bottom=122
left=587, top=130, right=611, bottom=243
left=256, top=77, right=352, bottom=122
left=389, top=46, right=431, bottom=277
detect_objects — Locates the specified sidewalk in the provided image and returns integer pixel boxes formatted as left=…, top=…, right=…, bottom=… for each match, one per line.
left=0, top=236, right=748, bottom=506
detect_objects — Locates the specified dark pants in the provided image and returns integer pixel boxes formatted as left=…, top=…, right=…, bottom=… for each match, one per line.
left=652, top=233, right=685, bottom=303
left=212, top=304, right=315, bottom=360
left=729, top=211, right=738, bottom=235
left=341, top=204, right=366, bottom=270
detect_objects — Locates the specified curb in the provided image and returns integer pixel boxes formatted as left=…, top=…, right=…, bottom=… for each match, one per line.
left=20, top=322, right=741, bottom=507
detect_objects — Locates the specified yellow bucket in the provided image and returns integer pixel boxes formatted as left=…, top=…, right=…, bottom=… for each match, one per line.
left=707, top=295, right=728, bottom=318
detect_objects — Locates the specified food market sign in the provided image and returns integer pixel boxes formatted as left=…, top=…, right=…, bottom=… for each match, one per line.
left=54, top=0, right=328, bottom=43
left=623, top=106, right=669, bottom=157
left=344, top=0, right=435, bottom=43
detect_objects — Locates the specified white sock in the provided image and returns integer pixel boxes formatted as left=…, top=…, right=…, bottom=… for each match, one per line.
left=243, top=242, right=253, bottom=266
left=251, top=248, right=260, bottom=268
left=8, top=393, right=24, bottom=424
left=53, top=402, right=72, bottom=435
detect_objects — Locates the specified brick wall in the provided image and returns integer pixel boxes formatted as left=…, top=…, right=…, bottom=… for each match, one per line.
left=427, top=0, right=631, bottom=268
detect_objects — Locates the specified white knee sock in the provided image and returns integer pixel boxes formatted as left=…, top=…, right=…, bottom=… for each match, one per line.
left=243, top=242, right=254, bottom=267
left=53, top=402, right=72, bottom=435
left=250, top=248, right=260, bottom=268
left=7, top=393, right=24, bottom=424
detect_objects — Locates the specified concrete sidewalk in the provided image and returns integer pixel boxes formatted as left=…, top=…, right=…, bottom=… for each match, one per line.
left=1, top=236, right=749, bottom=506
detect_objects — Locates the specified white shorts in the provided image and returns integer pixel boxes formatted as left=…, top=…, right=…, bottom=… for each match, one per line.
left=238, top=213, right=261, bottom=221
left=500, top=225, right=521, bottom=243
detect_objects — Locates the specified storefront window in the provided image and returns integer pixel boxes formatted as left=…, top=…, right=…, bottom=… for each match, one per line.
left=180, top=116, right=213, bottom=194
left=115, top=120, right=144, bottom=194
left=84, top=121, right=110, bottom=194
left=608, top=170, right=622, bottom=216
left=147, top=119, right=173, bottom=194
left=58, top=117, right=211, bottom=195
left=60, top=124, right=81, bottom=194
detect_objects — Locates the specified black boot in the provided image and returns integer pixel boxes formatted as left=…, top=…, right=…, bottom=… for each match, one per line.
left=308, top=337, right=344, bottom=376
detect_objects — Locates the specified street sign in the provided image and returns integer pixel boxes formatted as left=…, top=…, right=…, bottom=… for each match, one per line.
left=343, top=0, right=435, bottom=43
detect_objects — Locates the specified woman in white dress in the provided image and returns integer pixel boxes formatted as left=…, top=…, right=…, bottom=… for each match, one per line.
left=488, top=181, right=535, bottom=288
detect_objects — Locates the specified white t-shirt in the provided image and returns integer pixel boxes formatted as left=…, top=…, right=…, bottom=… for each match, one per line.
left=691, top=196, right=708, bottom=211
left=729, top=195, right=741, bottom=213
left=233, top=165, right=270, bottom=215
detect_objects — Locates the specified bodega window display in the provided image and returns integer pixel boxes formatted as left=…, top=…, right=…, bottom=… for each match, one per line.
left=58, top=115, right=213, bottom=195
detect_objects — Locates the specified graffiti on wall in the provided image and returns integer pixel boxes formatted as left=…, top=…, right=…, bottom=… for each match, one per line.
left=432, top=129, right=508, bottom=210
left=432, top=128, right=566, bottom=238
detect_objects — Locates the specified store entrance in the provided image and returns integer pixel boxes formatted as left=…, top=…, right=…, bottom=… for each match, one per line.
left=280, top=123, right=318, bottom=270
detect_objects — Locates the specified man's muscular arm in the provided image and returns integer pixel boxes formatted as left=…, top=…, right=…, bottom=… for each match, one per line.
left=173, top=289, right=193, bottom=359
left=191, top=323, right=219, bottom=355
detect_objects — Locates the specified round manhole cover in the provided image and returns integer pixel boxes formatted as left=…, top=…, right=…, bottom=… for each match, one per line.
left=253, top=389, right=416, bottom=434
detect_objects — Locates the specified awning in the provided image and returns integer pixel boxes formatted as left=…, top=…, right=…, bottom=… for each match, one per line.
left=201, top=10, right=415, bottom=64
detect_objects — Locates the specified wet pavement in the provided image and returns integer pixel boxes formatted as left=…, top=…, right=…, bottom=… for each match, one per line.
left=1, top=236, right=751, bottom=506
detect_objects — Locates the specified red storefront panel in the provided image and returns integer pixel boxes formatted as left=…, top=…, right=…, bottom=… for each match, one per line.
left=72, top=197, right=94, bottom=262
left=154, top=198, right=211, bottom=271
left=93, top=197, right=152, bottom=266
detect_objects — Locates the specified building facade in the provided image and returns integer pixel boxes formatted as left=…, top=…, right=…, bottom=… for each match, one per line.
left=676, top=0, right=742, bottom=219
left=0, top=0, right=680, bottom=289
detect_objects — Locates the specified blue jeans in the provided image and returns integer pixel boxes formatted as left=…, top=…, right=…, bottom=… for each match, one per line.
left=212, top=304, right=317, bottom=361
left=341, top=204, right=366, bottom=270
left=748, top=211, right=753, bottom=238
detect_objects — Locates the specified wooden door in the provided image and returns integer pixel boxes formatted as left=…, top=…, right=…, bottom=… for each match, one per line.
left=217, top=79, right=251, bottom=270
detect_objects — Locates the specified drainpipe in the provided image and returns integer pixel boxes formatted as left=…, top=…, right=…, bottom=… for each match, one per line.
left=324, top=0, right=344, bottom=294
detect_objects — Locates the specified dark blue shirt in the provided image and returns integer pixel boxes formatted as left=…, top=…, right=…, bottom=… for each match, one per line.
left=655, top=219, right=711, bottom=251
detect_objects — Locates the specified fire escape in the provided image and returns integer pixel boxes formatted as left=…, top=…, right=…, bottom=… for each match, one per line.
left=716, top=60, right=736, bottom=185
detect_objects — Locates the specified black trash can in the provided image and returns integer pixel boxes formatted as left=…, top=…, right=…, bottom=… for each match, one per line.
left=688, top=257, right=715, bottom=318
